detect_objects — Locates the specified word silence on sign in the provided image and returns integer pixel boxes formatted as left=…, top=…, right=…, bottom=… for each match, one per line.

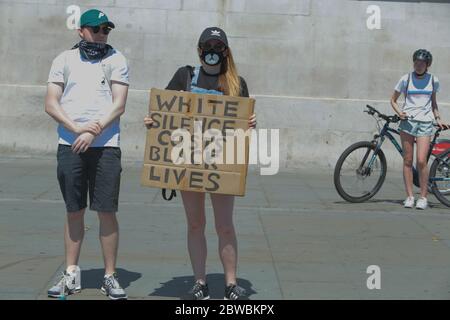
left=141, top=88, right=255, bottom=196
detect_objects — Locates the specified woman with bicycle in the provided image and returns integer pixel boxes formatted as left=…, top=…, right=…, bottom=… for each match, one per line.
left=391, top=49, right=446, bottom=209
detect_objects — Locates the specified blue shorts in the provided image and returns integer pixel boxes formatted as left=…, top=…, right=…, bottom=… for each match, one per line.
left=398, top=120, right=434, bottom=137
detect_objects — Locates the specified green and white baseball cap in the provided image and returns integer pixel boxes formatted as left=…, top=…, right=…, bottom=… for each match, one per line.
left=80, top=9, right=115, bottom=28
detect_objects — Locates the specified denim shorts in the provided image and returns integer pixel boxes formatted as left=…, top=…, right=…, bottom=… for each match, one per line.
left=57, top=144, right=122, bottom=213
left=398, top=119, right=434, bottom=137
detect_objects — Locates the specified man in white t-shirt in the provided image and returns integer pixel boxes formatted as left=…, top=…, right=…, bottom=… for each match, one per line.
left=45, top=9, right=129, bottom=300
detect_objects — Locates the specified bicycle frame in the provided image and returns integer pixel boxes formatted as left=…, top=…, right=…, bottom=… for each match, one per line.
left=361, top=122, right=440, bottom=171
left=335, top=104, right=450, bottom=205
left=366, top=120, right=450, bottom=183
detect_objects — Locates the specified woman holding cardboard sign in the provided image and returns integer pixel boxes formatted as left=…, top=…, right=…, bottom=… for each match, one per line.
left=144, top=27, right=256, bottom=300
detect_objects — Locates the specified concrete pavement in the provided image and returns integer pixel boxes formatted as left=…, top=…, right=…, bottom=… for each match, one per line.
left=1, top=156, right=450, bottom=299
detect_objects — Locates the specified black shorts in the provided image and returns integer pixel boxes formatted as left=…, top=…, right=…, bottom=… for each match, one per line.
left=57, top=144, right=122, bottom=213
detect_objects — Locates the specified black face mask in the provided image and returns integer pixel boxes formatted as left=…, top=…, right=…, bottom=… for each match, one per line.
left=72, top=40, right=112, bottom=60
left=201, top=49, right=225, bottom=66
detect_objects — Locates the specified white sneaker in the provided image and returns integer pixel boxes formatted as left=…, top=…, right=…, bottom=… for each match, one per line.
left=416, top=197, right=428, bottom=210
left=403, top=196, right=415, bottom=208
left=47, top=266, right=81, bottom=298
left=101, top=273, right=128, bottom=300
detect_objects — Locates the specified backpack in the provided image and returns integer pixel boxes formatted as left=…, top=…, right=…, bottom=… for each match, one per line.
left=404, top=72, right=435, bottom=99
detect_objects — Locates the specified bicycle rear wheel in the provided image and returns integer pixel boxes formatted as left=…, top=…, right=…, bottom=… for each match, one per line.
left=430, top=149, right=450, bottom=207
left=334, top=141, right=387, bottom=202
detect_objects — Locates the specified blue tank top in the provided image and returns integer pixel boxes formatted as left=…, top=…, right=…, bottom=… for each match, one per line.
left=189, top=66, right=223, bottom=95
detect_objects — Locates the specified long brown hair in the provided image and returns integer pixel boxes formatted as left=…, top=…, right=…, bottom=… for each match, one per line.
left=218, top=48, right=241, bottom=97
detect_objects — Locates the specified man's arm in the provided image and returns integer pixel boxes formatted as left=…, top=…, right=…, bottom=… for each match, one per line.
left=71, top=81, right=129, bottom=154
left=45, top=82, right=80, bottom=134
left=98, top=81, right=129, bottom=130
left=45, top=82, right=102, bottom=136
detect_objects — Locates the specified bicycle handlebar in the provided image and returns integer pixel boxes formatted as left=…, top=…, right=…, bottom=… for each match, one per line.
left=364, top=105, right=400, bottom=123
left=364, top=104, right=450, bottom=133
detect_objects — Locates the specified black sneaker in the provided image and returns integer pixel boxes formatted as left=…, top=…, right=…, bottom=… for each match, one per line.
left=183, top=281, right=210, bottom=300
left=224, top=284, right=247, bottom=300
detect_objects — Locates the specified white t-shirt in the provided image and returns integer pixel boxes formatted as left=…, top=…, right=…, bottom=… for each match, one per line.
left=47, top=48, right=129, bottom=147
left=394, top=72, right=439, bottom=122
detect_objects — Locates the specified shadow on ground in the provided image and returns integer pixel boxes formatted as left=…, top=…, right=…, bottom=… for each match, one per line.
left=333, top=199, right=403, bottom=205
left=81, top=268, right=142, bottom=289
left=148, top=273, right=257, bottom=299
left=334, top=198, right=450, bottom=210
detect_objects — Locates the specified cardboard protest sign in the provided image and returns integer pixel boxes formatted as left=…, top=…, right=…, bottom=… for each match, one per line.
left=141, top=88, right=255, bottom=196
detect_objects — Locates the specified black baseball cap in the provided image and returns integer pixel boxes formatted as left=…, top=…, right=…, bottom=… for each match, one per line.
left=198, top=27, right=228, bottom=47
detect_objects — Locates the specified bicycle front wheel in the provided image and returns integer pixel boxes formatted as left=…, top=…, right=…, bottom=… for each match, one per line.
left=430, top=149, right=450, bottom=207
left=334, top=141, right=387, bottom=202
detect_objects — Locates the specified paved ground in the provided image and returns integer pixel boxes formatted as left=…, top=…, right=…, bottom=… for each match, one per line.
left=1, top=156, right=450, bottom=300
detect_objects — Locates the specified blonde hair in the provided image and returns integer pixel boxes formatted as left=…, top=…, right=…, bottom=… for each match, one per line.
left=218, top=48, right=241, bottom=97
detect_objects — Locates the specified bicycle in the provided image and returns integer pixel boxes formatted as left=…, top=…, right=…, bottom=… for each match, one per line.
left=333, top=104, right=450, bottom=205
left=429, top=148, right=450, bottom=207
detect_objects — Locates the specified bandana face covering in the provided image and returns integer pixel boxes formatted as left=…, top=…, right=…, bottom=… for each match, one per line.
left=73, top=40, right=112, bottom=60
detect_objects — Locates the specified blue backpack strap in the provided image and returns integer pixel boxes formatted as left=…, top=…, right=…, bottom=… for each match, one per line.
left=405, top=72, right=410, bottom=99
left=428, top=74, right=435, bottom=106
left=191, top=66, right=201, bottom=88
left=184, top=65, right=194, bottom=91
